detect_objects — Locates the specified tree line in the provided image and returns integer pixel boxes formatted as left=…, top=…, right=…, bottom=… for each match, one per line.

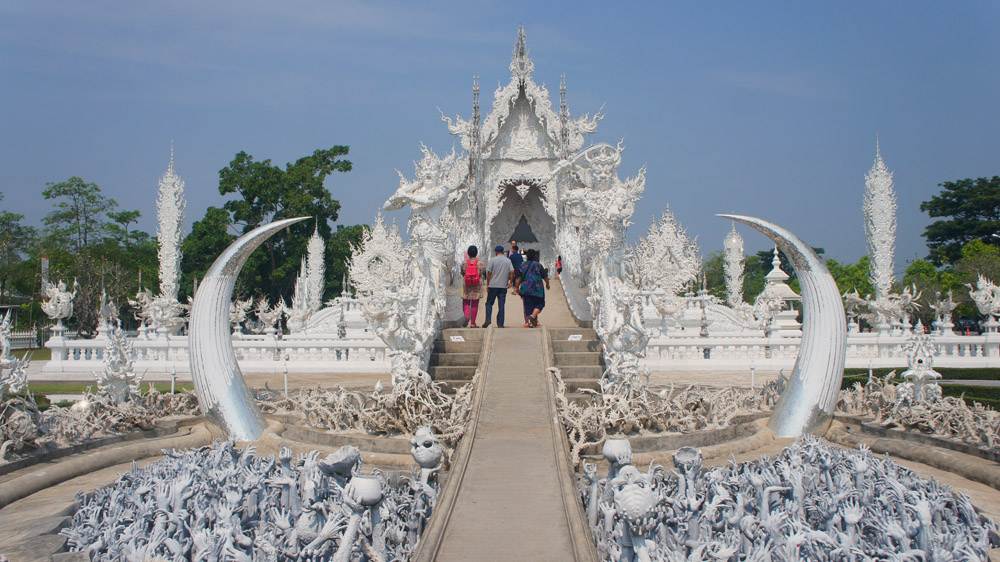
left=0, top=146, right=366, bottom=334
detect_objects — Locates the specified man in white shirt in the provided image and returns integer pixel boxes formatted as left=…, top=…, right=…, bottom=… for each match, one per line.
left=483, top=245, right=515, bottom=328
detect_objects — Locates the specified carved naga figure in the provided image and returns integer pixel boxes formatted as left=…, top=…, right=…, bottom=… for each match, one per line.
left=384, top=145, right=467, bottom=312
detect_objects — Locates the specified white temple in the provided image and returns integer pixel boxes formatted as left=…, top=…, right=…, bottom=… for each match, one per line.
left=440, top=26, right=609, bottom=269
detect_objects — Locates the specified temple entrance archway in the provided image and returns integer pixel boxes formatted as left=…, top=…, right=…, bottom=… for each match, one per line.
left=490, top=181, right=555, bottom=267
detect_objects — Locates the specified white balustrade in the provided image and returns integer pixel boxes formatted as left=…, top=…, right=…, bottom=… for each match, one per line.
left=43, top=333, right=390, bottom=376
left=641, top=333, right=1000, bottom=371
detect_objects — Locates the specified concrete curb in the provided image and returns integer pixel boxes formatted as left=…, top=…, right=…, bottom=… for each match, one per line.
left=543, top=326, right=601, bottom=562
left=622, top=418, right=778, bottom=468
left=0, top=423, right=213, bottom=511
left=411, top=326, right=493, bottom=562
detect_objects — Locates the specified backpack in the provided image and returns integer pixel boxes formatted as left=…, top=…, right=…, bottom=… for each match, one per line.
left=464, top=259, right=480, bottom=286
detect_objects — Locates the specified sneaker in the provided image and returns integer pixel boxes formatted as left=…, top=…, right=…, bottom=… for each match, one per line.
left=462, top=317, right=470, bottom=328
left=524, top=323, right=531, bottom=328
left=528, top=316, right=538, bottom=328
left=482, top=321, right=491, bottom=328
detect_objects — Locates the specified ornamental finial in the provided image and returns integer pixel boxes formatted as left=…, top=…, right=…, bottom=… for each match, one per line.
left=169, top=140, right=175, bottom=173
left=510, top=26, right=534, bottom=80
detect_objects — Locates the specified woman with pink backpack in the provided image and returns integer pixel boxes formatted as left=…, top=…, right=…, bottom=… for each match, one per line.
left=461, top=245, right=486, bottom=327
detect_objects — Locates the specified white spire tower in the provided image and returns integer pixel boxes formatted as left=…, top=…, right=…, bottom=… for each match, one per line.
left=156, top=141, right=186, bottom=301
left=864, top=135, right=897, bottom=323
left=306, top=223, right=325, bottom=314
left=723, top=223, right=745, bottom=309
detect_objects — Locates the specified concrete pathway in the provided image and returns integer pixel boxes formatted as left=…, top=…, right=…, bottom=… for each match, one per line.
left=433, top=280, right=579, bottom=561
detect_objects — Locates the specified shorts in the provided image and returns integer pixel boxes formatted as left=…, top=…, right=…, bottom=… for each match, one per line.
left=522, top=293, right=545, bottom=314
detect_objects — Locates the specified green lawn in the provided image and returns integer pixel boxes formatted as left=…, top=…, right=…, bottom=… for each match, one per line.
left=12, top=348, right=51, bottom=361
left=841, top=368, right=1000, bottom=408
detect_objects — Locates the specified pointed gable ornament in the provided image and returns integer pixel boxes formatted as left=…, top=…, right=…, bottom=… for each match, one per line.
left=510, top=26, right=534, bottom=81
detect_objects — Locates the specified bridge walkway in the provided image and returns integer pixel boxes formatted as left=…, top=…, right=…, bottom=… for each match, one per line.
left=429, top=279, right=593, bottom=561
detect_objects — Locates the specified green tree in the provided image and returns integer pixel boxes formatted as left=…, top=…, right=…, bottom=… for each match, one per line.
left=0, top=193, right=38, bottom=305
left=326, top=224, right=367, bottom=298
left=825, top=255, right=873, bottom=297
left=920, top=176, right=1000, bottom=266
left=180, top=206, right=236, bottom=300
left=107, top=210, right=142, bottom=247
left=214, top=146, right=352, bottom=302
left=41, top=177, right=118, bottom=252
left=954, top=238, right=1000, bottom=282
left=702, top=251, right=726, bottom=301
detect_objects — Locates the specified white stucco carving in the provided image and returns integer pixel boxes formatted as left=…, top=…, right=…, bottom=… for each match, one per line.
left=41, top=279, right=77, bottom=328
left=157, top=146, right=186, bottom=299
left=864, top=137, right=897, bottom=326
left=723, top=223, right=745, bottom=310
left=349, top=215, right=437, bottom=386
left=307, top=224, right=326, bottom=315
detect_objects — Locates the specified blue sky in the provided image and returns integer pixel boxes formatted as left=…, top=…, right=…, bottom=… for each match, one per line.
left=1, top=1, right=998, bottom=271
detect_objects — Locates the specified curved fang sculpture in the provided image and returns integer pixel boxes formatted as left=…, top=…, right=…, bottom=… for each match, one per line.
left=717, top=214, right=846, bottom=437
left=189, top=217, right=309, bottom=440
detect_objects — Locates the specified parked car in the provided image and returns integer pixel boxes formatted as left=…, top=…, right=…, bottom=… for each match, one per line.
left=955, top=315, right=981, bottom=334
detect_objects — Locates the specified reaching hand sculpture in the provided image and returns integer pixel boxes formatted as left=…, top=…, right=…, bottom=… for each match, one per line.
left=580, top=438, right=998, bottom=561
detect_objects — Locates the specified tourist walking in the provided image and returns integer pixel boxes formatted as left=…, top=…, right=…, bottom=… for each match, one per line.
left=555, top=255, right=562, bottom=279
left=515, top=248, right=550, bottom=328
left=482, top=245, right=514, bottom=328
left=509, top=244, right=523, bottom=274
left=461, top=245, right=485, bottom=327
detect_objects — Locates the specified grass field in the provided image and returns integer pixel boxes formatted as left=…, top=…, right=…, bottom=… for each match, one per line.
left=841, top=367, right=1000, bottom=408
left=12, top=348, right=51, bottom=361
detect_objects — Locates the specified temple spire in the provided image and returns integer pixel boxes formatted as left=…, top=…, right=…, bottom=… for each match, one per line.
left=510, top=26, right=534, bottom=82
left=559, top=74, right=568, bottom=157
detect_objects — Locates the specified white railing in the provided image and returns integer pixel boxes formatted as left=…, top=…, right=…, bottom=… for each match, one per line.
left=639, top=332, right=1000, bottom=371
left=43, top=333, right=390, bottom=376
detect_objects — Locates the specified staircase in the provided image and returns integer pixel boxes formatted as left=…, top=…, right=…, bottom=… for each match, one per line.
left=548, top=327, right=603, bottom=394
left=429, top=328, right=484, bottom=391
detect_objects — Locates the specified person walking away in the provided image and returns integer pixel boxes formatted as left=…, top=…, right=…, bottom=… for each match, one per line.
left=515, top=248, right=550, bottom=328
left=483, top=245, right=514, bottom=328
left=509, top=244, right=523, bottom=272
left=461, top=245, right=485, bottom=327
left=555, top=255, right=563, bottom=279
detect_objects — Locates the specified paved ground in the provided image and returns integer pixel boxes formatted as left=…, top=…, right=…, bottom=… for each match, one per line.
left=434, top=278, right=580, bottom=561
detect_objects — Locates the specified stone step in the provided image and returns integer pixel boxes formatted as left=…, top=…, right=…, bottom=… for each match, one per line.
left=548, top=327, right=597, bottom=340
left=429, top=353, right=481, bottom=367
left=441, top=328, right=486, bottom=341
left=555, top=365, right=605, bottom=379
left=429, top=365, right=477, bottom=381
left=565, top=379, right=600, bottom=393
left=552, top=352, right=603, bottom=366
left=550, top=339, right=601, bottom=353
left=433, top=340, right=484, bottom=354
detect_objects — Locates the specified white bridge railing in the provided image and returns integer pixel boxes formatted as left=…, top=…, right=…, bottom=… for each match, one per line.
left=43, top=333, right=390, bottom=376
left=640, top=332, right=1000, bottom=371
